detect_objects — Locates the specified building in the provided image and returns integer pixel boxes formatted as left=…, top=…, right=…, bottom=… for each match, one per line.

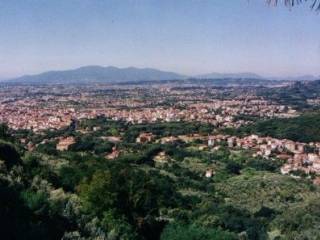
left=105, top=147, right=120, bottom=160
left=56, top=137, right=75, bottom=151
left=136, top=132, right=155, bottom=143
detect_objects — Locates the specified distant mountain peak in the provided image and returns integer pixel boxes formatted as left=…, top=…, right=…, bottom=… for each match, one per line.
left=196, top=72, right=263, bottom=79
left=286, top=75, right=319, bottom=81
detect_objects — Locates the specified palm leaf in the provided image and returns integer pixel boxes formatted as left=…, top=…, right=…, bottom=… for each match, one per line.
left=267, top=0, right=320, bottom=10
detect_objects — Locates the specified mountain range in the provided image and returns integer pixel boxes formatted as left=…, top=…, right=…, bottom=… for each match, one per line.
left=196, top=72, right=264, bottom=79
left=3, top=65, right=320, bottom=84
left=7, top=66, right=187, bottom=84
left=282, top=75, right=320, bottom=81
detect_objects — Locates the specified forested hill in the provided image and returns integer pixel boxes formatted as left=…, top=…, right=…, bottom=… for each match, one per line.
left=240, top=113, right=320, bottom=143
left=2, top=119, right=320, bottom=239
left=7, top=66, right=187, bottom=84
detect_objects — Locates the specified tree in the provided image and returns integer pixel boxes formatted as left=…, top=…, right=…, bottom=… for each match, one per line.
left=0, top=141, right=21, bottom=169
left=78, top=164, right=179, bottom=239
left=102, top=210, right=138, bottom=240
left=0, top=123, right=12, bottom=141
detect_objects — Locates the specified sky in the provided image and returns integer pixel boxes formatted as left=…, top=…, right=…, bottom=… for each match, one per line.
left=0, top=0, right=319, bottom=79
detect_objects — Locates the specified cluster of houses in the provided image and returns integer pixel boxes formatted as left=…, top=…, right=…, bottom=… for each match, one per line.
left=208, top=134, right=320, bottom=176
left=0, top=85, right=299, bottom=133
left=133, top=131, right=320, bottom=181
left=25, top=122, right=320, bottom=183
left=55, top=136, right=121, bottom=160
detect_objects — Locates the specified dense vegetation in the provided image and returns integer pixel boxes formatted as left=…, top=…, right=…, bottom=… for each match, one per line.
left=1, top=119, right=320, bottom=239
left=238, top=112, right=320, bottom=143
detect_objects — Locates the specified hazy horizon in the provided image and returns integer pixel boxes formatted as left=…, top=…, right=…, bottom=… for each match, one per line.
left=2, top=64, right=320, bottom=82
left=0, top=0, right=319, bottom=79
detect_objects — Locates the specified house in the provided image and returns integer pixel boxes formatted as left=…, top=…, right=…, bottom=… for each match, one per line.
left=105, top=147, right=120, bottom=160
left=93, top=126, right=101, bottom=131
left=101, top=136, right=122, bottom=143
left=136, top=132, right=155, bottom=143
left=285, top=141, right=296, bottom=152
left=153, top=151, right=169, bottom=163
left=308, top=153, right=320, bottom=162
left=313, top=177, right=320, bottom=185
left=312, top=162, right=320, bottom=171
left=56, top=137, right=75, bottom=151
left=277, top=154, right=291, bottom=161
left=27, top=142, right=35, bottom=151
left=160, top=136, right=179, bottom=144
left=205, top=169, right=215, bottom=178
left=208, top=138, right=215, bottom=147
left=281, top=164, right=292, bottom=174
left=227, top=137, right=236, bottom=148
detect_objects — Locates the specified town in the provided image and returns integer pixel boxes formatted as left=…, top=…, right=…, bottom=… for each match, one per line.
left=0, top=84, right=298, bottom=131
left=2, top=82, right=320, bottom=183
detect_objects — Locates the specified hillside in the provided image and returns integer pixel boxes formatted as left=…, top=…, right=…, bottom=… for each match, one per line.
left=241, top=113, right=320, bottom=143
left=7, top=66, right=319, bottom=85
left=2, top=119, right=320, bottom=239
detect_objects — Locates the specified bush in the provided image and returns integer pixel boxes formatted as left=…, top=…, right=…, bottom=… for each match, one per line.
left=161, top=222, right=237, bottom=240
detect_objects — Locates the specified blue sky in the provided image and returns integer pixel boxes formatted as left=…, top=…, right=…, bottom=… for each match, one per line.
left=0, top=0, right=319, bottom=79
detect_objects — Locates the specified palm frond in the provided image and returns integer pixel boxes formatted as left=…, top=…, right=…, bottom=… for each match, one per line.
left=267, top=0, right=320, bottom=10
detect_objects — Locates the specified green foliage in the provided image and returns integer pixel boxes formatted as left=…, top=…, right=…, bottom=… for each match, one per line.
left=2, top=117, right=320, bottom=239
left=0, top=178, right=72, bottom=240
left=241, top=113, right=320, bottom=142
left=0, top=123, right=11, bottom=141
left=59, top=166, right=84, bottom=191
left=0, top=178, right=30, bottom=239
left=36, top=141, right=58, bottom=155
left=123, top=122, right=214, bottom=143
left=21, top=190, right=49, bottom=214
left=257, top=81, right=320, bottom=109
left=79, top=166, right=178, bottom=218
left=225, top=161, right=241, bottom=175
left=70, top=135, right=114, bottom=155
left=102, top=210, right=138, bottom=240
left=79, top=163, right=179, bottom=239
left=272, top=200, right=320, bottom=239
left=161, top=222, right=237, bottom=240
left=246, top=157, right=283, bottom=172
left=216, top=172, right=320, bottom=213
left=79, top=117, right=126, bottom=135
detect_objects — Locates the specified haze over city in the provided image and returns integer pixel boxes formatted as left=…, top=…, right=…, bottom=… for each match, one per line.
left=0, top=0, right=319, bottom=79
